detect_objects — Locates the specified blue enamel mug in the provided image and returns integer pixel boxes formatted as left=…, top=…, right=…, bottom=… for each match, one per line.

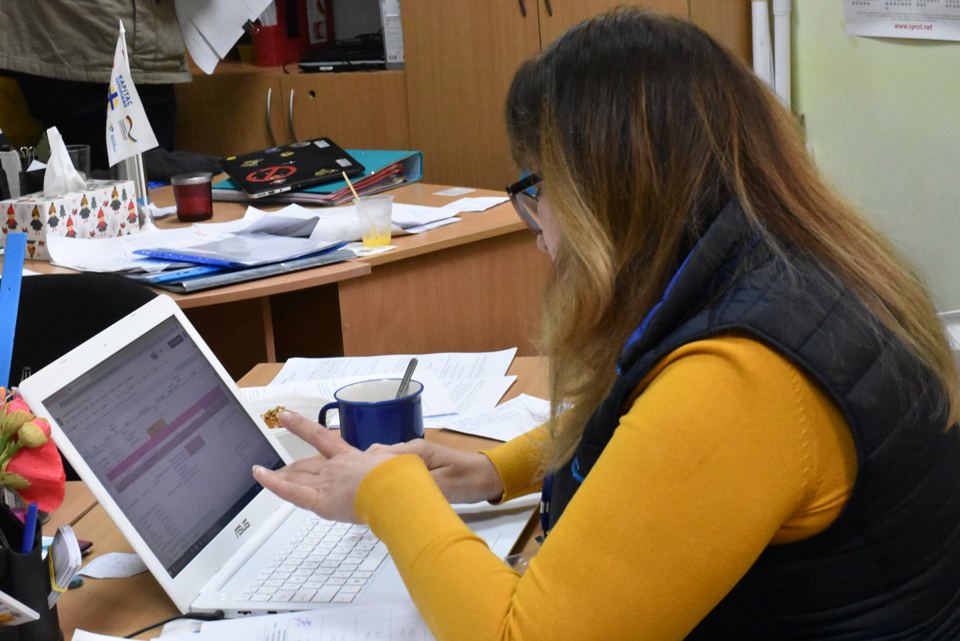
left=318, top=378, right=424, bottom=450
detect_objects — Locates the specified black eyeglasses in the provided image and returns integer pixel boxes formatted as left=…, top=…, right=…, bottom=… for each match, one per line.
left=505, top=173, right=543, bottom=235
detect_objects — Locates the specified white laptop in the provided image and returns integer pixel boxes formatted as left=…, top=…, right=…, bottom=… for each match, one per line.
left=19, top=295, right=532, bottom=617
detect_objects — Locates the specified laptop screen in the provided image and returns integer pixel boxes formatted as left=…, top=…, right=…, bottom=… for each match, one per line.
left=42, top=316, right=283, bottom=577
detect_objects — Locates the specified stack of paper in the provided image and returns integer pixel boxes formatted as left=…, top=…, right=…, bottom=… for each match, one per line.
left=242, top=349, right=549, bottom=451
left=132, top=214, right=344, bottom=268
left=246, top=202, right=462, bottom=242
left=47, top=525, right=82, bottom=607
left=73, top=601, right=434, bottom=641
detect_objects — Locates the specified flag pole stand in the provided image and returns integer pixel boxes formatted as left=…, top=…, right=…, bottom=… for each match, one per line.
left=133, top=152, right=156, bottom=232
left=119, top=153, right=156, bottom=232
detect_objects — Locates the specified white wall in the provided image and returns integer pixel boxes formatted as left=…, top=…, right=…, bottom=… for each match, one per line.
left=793, top=1, right=960, bottom=310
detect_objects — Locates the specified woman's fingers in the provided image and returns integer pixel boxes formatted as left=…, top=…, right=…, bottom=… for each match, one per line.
left=252, top=464, right=320, bottom=510
left=278, top=410, right=353, bottom=457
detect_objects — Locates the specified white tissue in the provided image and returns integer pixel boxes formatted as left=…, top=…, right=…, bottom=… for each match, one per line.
left=43, top=126, right=86, bottom=196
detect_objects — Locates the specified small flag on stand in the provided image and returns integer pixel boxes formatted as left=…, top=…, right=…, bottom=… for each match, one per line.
left=105, top=21, right=158, bottom=166
left=105, top=20, right=158, bottom=230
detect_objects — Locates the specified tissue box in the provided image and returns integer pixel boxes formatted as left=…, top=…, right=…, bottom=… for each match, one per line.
left=1, top=179, right=140, bottom=260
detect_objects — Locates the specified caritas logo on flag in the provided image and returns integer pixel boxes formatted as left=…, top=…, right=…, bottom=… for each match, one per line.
left=105, top=21, right=158, bottom=167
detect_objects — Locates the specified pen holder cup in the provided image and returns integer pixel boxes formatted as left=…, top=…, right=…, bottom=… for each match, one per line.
left=0, top=507, right=62, bottom=641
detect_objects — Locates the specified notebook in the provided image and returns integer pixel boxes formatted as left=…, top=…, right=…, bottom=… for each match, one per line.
left=298, top=34, right=386, bottom=73
left=18, top=296, right=532, bottom=616
left=212, top=149, right=423, bottom=206
left=220, top=138, right=365, bottom=200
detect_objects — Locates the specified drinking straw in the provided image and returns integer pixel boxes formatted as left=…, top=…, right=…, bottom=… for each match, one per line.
left=341, top=171, right=375, bottom=230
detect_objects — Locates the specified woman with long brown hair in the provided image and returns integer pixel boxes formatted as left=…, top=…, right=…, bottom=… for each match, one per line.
left=255, top=8, right=960, bottom=639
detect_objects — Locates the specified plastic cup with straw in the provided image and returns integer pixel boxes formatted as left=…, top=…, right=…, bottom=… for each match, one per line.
left=341, top=171, right=394, bottom=247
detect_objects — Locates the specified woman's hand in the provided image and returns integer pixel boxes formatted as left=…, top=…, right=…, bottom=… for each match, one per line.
left=252, top=410, right=395, bottom=523
left=253, top=410, right=506, bottom=522
left=387, top=438, right=504, bottom=505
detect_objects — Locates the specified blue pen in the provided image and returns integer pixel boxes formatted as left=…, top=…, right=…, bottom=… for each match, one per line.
left=20, top=502, right=38, bottom=553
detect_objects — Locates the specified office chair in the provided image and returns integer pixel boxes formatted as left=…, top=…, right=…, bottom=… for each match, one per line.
left=9, top=273, right=157, bottom=386
left=7, top=273, right=156, bottom=480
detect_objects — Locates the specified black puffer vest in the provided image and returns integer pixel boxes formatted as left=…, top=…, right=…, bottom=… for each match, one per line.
left=543, top=202, right=960, bottom=639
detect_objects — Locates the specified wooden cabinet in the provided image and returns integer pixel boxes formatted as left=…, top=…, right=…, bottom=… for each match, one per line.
left=280, top=72, right=410, bottom=150
left=174, top=65, right=281, bottom=157
left=536, top=0, right=687, bottom=47
left=174, top=65, right=410, bottom=157
left=400, top=1, right=539, bottom=192
left=539, top=1, right=750, bottom=57
left=402, top=0, right=751, bottom=190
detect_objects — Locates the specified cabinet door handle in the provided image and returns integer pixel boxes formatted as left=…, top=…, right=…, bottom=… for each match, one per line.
left=265, top=87, right=277, bottom=147
left=287, top=89, right=299, bottom=143
left=543, top=0, right=553, bottom=17
left=517, top=0, right=527, bottom=18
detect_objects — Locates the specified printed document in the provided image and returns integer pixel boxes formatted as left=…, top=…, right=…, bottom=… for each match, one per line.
left=274, top=349, right=517, bottom=384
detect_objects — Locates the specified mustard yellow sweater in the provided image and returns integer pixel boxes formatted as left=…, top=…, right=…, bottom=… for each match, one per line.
left=356, top=337, right=857, bottom=640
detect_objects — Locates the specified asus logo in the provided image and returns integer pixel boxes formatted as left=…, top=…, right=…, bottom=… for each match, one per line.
left=234, top=519, right=251, bottom=538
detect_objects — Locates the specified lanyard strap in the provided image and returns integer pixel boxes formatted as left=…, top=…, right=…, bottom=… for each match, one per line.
left=0, top=232, right=26, bottom=388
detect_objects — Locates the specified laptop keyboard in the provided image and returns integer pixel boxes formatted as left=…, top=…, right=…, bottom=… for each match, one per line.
left=238, top=518, right=388, bottom=604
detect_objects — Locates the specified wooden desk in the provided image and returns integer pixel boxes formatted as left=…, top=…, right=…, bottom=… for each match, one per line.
left=42, top=482, right=97, bottom=535
left=30, top=183, right=549, bottom=379
left=56, top=357, right=546, bottom=640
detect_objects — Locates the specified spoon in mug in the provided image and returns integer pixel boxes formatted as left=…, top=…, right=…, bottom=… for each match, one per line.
left=396, top=358, right=418, bottom=399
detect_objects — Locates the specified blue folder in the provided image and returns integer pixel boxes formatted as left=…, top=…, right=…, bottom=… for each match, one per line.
left=125, top=248, right=355, bottom=294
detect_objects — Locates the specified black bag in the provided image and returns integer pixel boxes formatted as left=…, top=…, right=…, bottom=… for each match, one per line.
left=0, top=506, right=62, bottom=641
